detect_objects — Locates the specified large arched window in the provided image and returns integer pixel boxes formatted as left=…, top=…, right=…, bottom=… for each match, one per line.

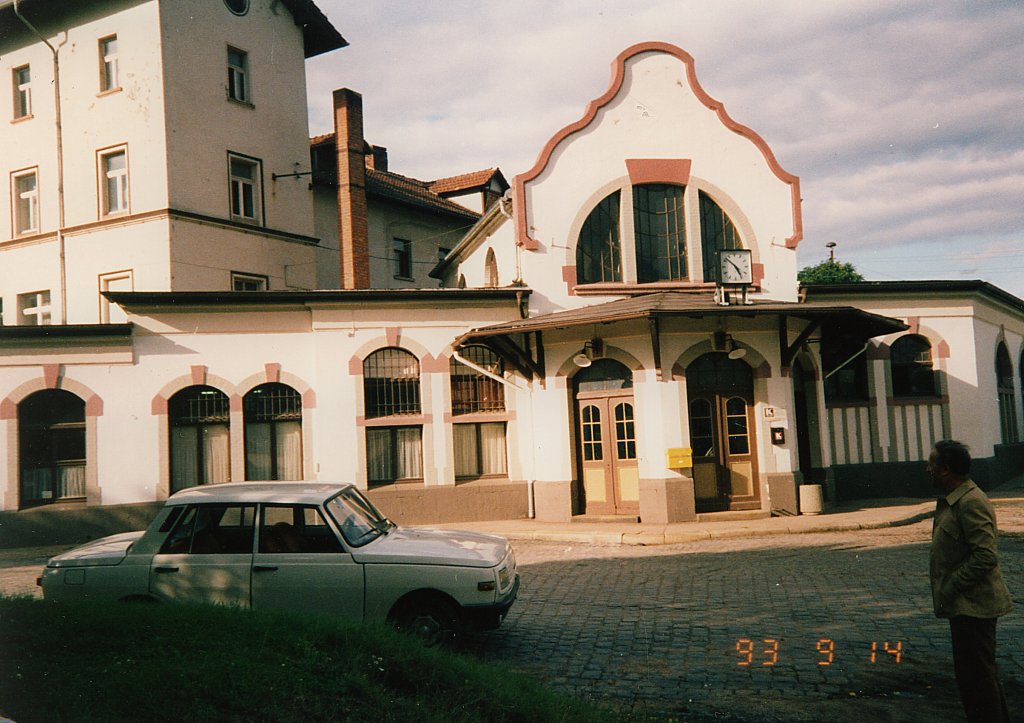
left=890, top=335, right=936, bottom=398
left=244, top=383, right=303, bottom=480
left=363, top=348, right=422, bottom=484
left=576, top=191, right=621, bottom=284
left=699, top=191, right=741, bottom=282
left=450, top=346, right=507, bottom=479
left=996, top=342, right=1018, bottom=443
left=169, top=386, right=230, bottom=493
left=634, top=184, right=686, bottom=283
left=19, top=390, right=86, bottom=507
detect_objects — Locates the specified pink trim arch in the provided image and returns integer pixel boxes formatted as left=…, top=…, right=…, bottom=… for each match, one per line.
left=513, top=41, right=803, bottom=251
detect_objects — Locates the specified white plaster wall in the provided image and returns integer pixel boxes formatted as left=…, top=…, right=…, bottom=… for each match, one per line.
left=159, top=0, right=315, bottom=237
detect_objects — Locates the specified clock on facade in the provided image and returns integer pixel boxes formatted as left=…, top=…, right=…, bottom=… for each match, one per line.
left=718, top=249, right=753, bottom=285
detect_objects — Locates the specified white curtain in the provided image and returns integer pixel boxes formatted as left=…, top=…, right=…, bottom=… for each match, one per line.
left=59, top=465, right=86, bottom=498
left=21, top=468, right=52, bottom=501
left=245, top=422, right=272, bottom=480
left=395, top=427, right=422, bottom=479
left=276, top=421, right=303, bottom=479
left=453, top=424, right=479, bottom=477
left=480, top=423, right=507, bottom=476
left=203, top=424, right=230, bottom=484
left=170, top=426, right=198, bottom=493
left=366, top=428, right=390, bottom=482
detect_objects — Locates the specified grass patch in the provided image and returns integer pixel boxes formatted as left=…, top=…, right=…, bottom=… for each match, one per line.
left=0, top=596, right=614, bottom=723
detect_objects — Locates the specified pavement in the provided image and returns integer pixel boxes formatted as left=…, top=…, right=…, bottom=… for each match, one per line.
left=433, top=475, right=1024, bottom=546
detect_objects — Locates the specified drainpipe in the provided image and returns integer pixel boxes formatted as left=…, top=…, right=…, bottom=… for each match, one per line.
left=14, top=0, right=67, bottom=323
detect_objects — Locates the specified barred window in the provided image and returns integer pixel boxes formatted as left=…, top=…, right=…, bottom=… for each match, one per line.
left=450, top=346, right=505, bottom=415
left=169, top=386, right=230, bottom=492
left=997, top=343, right=1018, bottom=443
left=244, top=383, right=303, bottom=480
left=363, top=348, right=420, bottom=418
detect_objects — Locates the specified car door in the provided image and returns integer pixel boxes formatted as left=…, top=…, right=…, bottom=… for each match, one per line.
left=250, top=504, right=364, bottom=620
left=149, top=504, right=255, bottom=607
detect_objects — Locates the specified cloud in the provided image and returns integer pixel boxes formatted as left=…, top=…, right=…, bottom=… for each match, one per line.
left=306, top=0, right=1024, bottom=294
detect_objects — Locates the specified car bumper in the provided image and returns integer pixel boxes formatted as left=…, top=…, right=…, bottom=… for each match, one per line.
left=461, top=574, right=520, bottom=631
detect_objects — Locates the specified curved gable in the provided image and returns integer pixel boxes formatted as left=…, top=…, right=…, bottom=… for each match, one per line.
left=513, top=41, right=802, bottom=252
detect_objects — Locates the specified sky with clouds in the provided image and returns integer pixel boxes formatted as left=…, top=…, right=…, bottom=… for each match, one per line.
left=305, top=1, right=1023, bottom=296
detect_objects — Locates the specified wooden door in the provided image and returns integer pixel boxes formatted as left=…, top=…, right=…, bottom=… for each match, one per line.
left=577, top=393, right=639, bottom=515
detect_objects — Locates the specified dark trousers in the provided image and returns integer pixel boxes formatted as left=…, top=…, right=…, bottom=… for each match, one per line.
left=949, top=616, right=1011, bottom=722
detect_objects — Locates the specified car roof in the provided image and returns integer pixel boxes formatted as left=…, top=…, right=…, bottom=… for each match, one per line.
left=167, top=482, right=354, bottom=506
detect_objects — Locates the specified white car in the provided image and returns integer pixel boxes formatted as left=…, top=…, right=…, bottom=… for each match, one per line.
left=39, top=482, right=519, bottom=643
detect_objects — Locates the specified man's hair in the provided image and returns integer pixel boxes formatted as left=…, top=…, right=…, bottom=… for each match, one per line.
left=933, top=440, right=971, bottom=476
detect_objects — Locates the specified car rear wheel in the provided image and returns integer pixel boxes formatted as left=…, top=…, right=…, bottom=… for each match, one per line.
left=391, top=596, right=459, bottom=647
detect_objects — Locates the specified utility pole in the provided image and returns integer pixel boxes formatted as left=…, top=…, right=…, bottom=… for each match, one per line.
left=826, top=241, right=837, bottom=262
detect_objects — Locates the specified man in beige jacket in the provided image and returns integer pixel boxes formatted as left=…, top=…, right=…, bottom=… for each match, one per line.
left=929, top=440, right=1013, bottom=722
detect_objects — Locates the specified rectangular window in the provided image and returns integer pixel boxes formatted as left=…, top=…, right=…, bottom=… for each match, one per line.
left=366, top=426, right=422, bottom=484
left=99, top=147, right=129, bottom=215
left=12, top=169, right=39, bottom=235
left=229, top=154, right=261, bottom=222
left=13, top=65, right=31, bottom=119
left=17, top=290, right=50, bottom=326
left=232, top=272, right=268, bottom=291
left=454, top=422, right=508, bottom=478
left=227, top=46, right=249, bottom=103
left=393, top=238, right=412, bottom=278
left=98, top=35, right=119, bottom=92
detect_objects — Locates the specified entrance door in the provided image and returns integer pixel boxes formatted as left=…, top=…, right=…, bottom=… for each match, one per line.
left=686, top=353, right=759, bottom=512
left=575, top=359, right=639, bottom=516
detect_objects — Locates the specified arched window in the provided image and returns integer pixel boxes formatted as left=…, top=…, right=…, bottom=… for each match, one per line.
left=484, top=248, right=499, bottom=288
left=575, top=358, right=634, bottom=392
left=450, top=346, right=507, bottom=479
left=19, top=390, right=86, bottom=506
left=168, top=386, right=230, bottom=493
left=890, top=335, right=936, bottom=398
left=997, top=343, right=1018, bottom=443
left=576, top=191, right=621, bottom=284
left=634, top=184, right=686, bottom=283
left=363, top=348, right=422, bottom=484
left=699, top=191, right=741, bottom=282
left=244, top=383, right=303, bottom=480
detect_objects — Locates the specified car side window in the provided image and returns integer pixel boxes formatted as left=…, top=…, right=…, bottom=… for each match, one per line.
left=159, top=504, right=256, bottom=555
left=259, top=505, right=344, bottom=554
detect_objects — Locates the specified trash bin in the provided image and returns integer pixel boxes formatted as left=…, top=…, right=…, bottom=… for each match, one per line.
left=799, top=484, right=824, bottom=515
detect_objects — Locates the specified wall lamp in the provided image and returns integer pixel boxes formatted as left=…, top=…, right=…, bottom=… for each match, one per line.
left=572, top=339, right=604, bottom=368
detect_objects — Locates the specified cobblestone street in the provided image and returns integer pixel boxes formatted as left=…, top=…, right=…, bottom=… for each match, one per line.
left=4, top=509, right=1023, bottom=721
left=461, top=510, right=1024, bottom=721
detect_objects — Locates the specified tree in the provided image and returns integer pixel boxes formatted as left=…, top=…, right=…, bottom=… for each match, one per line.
left=797, top=260, right=865, bottom=283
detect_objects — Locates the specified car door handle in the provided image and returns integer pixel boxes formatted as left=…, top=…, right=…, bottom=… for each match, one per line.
left=253, top=565, right=279, bottom=572
left=154, top=566, right=179, bottom=573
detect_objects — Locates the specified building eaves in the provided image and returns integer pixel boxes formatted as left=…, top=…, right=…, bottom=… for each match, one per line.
left=429, top=168, right=506, bottom=195
left=0, top=323, right=132, bottom=339
left=802, top=280, right=1024, bottom=315
left=103, top=288, right=529, bottom=308
left=0, top=0, right=346, bottom=58
left=429, top=194, right=511, bottom=279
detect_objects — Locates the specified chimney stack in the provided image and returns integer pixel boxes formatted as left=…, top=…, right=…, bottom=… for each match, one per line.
left=334, top=88, right=370, bottom=289
left=368, top=145, right=388, bottom=172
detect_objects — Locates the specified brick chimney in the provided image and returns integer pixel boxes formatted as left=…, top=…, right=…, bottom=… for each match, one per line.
left=334, top=88, right=370, bottom=289
left=368, top=145, right=388, bottom=172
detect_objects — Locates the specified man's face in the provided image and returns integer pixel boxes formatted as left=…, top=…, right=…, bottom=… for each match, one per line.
left=927, top=450, right=949, bottom=491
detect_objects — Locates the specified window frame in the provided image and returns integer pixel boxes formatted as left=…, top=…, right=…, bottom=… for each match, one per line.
left=889, top=334, right=938, bottom=399
left=227, top=152, right=262, bottom=224
left=633, top=183, right=688, bottom=283
left=232, top=272, right=268, bottom=291
left=227, top=45, right=250, bottom=104
left=576, top=191, right=622, bottom=285
left=97, top=145, right=130, bottom=217
left=12, top=64, right=31, bottom=120
left=392, top=238, right=412, bottom=280
left=98, top=35, right=120, bottom=93
left=168, top=386, right=231, bottom=493
left=450, top=346, right=505, bottom=415
left=453, top=421, right=508, bottom=480
left=11, top=167, right=39, bottom=236
left=243, top=383, right=304, bottom=481
left=17, top=289, right=50, bottom=326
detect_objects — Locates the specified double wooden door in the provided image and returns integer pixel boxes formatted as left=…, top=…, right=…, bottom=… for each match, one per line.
left=576, top=391, right=639, bottom=515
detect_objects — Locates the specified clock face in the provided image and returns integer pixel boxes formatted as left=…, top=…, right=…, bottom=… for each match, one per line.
left=719, top=249, right=753, bottom=285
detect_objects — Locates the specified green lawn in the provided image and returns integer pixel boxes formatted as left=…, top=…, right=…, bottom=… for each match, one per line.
left=0, top=596, right=615, bottom=723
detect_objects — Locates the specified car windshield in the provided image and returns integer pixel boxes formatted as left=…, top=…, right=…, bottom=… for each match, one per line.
left=325, top=487, right=394, bottom=547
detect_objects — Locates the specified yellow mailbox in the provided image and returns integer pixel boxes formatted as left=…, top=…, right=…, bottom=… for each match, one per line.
left=666, top=447, right=693, bottom=468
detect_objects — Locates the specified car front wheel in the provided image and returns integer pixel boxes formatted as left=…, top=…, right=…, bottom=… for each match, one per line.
left=391, top=596, right=459, bottom=647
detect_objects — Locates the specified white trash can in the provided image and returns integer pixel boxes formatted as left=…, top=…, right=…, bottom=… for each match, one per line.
left=799, top=484, right=824, bottom=515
